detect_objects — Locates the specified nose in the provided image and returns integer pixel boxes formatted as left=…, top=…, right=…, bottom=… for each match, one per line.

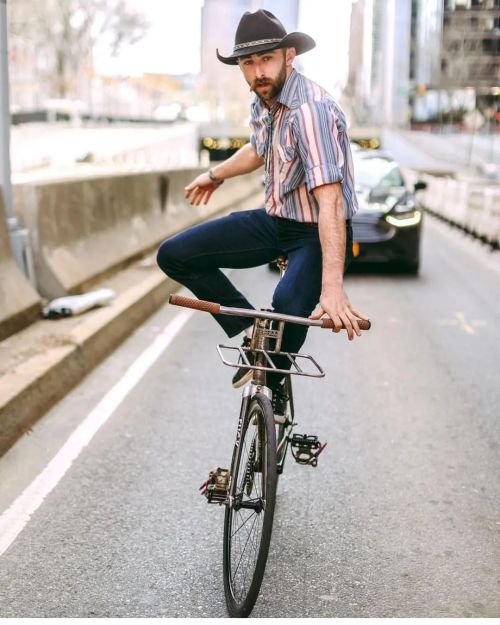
left=254, top=61, right=265, bottom=79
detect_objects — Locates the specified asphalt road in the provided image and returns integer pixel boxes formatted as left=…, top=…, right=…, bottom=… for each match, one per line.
left=0, top=216, right=499, bottom=617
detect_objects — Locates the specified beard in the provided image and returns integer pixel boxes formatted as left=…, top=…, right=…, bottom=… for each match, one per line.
left=250, top=61, right=287, bottom=103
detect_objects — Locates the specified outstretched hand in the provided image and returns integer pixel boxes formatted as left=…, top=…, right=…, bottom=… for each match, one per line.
left=184, top=173, right=221, bottom=206
left=309, top=286, right=369, bottom=341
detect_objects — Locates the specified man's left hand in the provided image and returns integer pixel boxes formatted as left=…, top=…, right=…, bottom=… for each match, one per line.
left=309, top=286, right=369, bottom=341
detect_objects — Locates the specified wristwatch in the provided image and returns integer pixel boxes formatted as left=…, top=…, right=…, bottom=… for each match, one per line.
left=207, top=168, right=224, bottom=185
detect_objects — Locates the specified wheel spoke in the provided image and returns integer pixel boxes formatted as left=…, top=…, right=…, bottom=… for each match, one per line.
left=232, top=512, right=258, bottom=583
left=230, top=509, right=255, bottom=539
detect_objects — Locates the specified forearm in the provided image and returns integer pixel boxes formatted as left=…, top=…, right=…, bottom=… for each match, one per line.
left=211, top=143, right=263, bottom=180
left=314, top=183, right=346, bottom=291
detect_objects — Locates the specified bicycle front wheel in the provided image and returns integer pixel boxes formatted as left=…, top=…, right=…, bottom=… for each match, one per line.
left=223, top=392, right=277, bottom=617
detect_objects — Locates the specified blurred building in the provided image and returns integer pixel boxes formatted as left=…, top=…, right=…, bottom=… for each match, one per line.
left=441, top=0, right=500, bottom=90
left=412, top=0, right=499, bottom=123
left=200, top=0, right=299, bottom=128
left=347, top=0, right=412, bottom=128
left=346, top=0, right=370, bottom=124
left=348, top=0, right=500, bottom=128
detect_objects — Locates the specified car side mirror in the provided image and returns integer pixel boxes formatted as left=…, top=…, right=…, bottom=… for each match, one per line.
left=414, top=181, right=427, bottom=192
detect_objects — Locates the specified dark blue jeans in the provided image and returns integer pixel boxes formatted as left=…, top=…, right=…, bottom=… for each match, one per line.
left=157, top=208, right=352, bottom=366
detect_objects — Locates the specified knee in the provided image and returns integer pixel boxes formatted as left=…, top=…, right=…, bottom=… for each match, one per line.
left=156, top=237, right=183, bottom=276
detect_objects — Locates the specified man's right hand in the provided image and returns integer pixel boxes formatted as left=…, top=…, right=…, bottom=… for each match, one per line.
left=184, top=173, right=222, bottom=206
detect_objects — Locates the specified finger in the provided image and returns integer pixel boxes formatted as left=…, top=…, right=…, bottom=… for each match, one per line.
left=331, top=315, right=343, bottom=333
left=350, top=316, right=361, bottom=337
left=339, top=312, right=354, bottom=340
left=350, top=306, right=370, bottom=321
left=191, top=190, right=203, bottom=206
left=184, top=185, right=196, bottom=200
left=194, top=187, right=209, bottom=205
left=195, top=192, right=206, bottom=206
left=345, top=309, right=361, bottom=336
left=202, top=189, right=213, bottom=205
left=309, top=306, right=325, bottom=320
left=188, top=185, right=205, bottom=203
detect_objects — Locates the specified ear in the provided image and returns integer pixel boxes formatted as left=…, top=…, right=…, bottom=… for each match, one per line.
left=285, top=47, right=296, bottom=67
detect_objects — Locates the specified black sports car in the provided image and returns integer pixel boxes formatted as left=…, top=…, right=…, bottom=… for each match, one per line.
left=350, top=151, right=427, bottom=273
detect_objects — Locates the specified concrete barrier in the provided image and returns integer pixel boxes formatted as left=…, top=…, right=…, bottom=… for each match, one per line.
left=0, top=190, right=41, bottom=340
left=13, top=168, right=264, bottom=299
left=406, top=169, right=500, bottom=248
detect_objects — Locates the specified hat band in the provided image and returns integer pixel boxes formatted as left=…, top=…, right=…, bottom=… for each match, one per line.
left=233, top=37, right=282, bottom=52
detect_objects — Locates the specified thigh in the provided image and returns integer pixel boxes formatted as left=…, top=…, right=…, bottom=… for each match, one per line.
left=158, top=208, right=281, bottom=270
left=271, top=240, right=322, bottom=317
left=272, top=219, right=352, bottom=315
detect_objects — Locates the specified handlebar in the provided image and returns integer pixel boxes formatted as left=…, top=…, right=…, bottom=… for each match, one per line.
left=169, top=294, right=371, bottom=331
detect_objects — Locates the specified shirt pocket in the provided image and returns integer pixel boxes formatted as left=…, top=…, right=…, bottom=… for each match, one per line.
left=276, top=143, right=299, bottom=190
left=277, top=143, right=296, bottom=163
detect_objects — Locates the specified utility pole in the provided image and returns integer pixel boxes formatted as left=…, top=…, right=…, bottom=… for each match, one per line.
left=0, top=0, right=34, bottom=282
left=0, top=0, right=13, bottom=219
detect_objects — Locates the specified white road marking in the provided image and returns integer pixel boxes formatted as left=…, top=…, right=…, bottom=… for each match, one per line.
left=0, top=308, right=194, bottom=558
left=438, top=312, right=487, bottom=335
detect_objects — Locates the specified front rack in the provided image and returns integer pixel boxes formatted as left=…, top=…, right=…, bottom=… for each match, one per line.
left=217, top=344, right=325, bottom=378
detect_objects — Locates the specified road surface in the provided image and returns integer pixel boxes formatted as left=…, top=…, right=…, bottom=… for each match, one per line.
left=0, top=216, right=499, bottom=617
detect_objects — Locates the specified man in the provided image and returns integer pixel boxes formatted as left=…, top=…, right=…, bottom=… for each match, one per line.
left=157, top=9, right=368, bottom=393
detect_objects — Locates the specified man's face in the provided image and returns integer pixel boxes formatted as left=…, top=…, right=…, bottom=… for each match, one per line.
left=238, top=49, right=292, bottom=105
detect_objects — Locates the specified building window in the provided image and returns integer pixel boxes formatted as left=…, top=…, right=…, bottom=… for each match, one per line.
left=483, top=38, right=500, bottom=54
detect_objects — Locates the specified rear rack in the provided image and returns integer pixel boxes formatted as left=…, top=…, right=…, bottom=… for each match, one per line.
left=217, top=344, right=325, bottom=378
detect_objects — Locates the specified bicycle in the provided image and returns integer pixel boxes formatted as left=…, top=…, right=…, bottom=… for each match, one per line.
left=169, top=258, right=371, bottom=618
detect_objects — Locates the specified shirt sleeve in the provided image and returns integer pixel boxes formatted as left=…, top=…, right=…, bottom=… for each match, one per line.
left=293, top=100, right=345, bottom=192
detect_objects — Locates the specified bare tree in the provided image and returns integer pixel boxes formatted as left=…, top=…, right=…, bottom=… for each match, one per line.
left=8, top=0, right=149, bottom=99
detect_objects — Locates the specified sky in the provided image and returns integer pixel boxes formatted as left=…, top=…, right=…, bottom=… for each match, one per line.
left=95, top=0, right=353, bottom=92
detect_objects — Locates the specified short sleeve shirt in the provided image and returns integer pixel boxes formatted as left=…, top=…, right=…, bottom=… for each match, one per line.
left=250, top=69, right=358, bottom=222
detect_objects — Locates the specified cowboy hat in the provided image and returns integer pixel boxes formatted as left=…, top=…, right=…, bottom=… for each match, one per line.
left=216, top=9, right=316, bottom=65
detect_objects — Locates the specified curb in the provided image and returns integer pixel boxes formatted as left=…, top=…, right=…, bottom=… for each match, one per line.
left=0, top=269, right=176, bottom=457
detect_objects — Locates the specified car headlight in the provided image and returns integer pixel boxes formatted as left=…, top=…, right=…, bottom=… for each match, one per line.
left=385, top=210, right=422, bottom=228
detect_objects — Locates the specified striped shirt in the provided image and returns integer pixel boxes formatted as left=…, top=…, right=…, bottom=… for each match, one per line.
left=250, top=69, right=358, bottom=222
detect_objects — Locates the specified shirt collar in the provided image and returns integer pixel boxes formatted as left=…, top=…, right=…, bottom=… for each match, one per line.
left=277, top=69, right=300, bottom=109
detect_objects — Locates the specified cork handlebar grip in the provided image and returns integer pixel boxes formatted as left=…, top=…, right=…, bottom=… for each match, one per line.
left=169, top=294, right=221, bottom=315
left=321, top=318, right=371, bottom=331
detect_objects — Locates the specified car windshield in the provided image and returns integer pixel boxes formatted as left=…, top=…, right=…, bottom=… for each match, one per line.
left=354, top=157, right=404, bottom=190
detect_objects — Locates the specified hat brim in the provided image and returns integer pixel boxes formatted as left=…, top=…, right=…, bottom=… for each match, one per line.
left=217, top=32, right=316, bottom=65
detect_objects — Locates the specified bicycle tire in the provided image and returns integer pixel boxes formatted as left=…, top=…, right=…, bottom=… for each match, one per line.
left=223, top=392, right=277, bottom=617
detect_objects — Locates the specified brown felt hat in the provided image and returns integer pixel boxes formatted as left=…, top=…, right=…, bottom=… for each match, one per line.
left=216, top=9, right=315, bottom=65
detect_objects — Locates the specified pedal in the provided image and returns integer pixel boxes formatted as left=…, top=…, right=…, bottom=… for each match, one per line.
left=199, top=467, right=230, bottom=504
left=289, top=434, right=327, bottom=467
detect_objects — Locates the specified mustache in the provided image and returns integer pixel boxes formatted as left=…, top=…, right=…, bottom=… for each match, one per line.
left=253, top=78, right=271, bottom=88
